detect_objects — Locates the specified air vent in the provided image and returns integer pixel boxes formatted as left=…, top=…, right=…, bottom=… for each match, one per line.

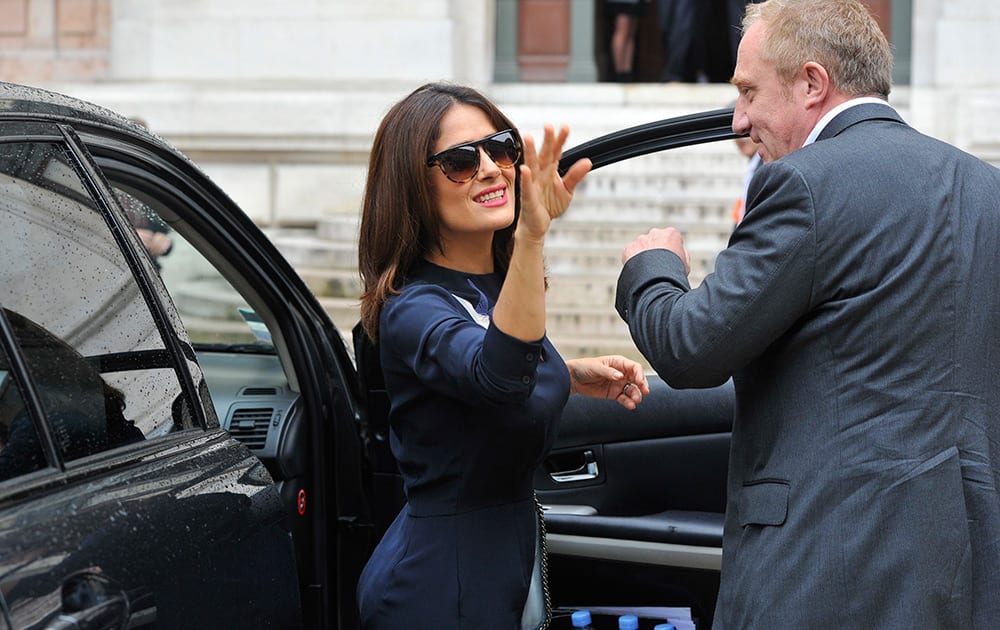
left=228, top=407, right=273, bottom=449
left=240, top=386, right=278, bottom=396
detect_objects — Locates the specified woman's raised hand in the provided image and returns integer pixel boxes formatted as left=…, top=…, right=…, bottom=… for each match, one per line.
left=518, top=124, right=592, bottom=242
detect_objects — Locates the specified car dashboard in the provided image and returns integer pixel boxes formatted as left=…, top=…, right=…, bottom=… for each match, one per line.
left=196, top=350, right=300, bottom=468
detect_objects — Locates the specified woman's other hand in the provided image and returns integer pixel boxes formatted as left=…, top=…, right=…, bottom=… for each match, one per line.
left=565, top=355, right=650, bottom=410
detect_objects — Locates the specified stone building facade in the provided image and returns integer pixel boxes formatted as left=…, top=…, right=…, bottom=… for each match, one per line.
left=1, top=0, right=997, bottom=358
left=1, top=0, right=997, bottom=227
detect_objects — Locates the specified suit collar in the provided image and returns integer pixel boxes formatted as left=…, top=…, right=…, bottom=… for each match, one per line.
left=816, top=102, right=904, bottom=142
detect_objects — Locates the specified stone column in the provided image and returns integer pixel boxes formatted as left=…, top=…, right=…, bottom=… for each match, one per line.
left=912, top=0, right=1000, bottom=87
left=495, top=0, right=520, bottom=81
left=910, top=0, right=1000, bottom=158
left=451, top=0, right=495, bottom=86
left=566, top=0, right=598, bottom=82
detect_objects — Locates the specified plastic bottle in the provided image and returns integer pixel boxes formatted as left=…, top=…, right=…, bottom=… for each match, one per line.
left=618, top=614, right=639, bottom=630
left=571, top=610, right=594, bottom=629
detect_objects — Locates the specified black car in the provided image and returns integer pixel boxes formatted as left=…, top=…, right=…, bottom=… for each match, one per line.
left=0, top=81, right=736, bottom=629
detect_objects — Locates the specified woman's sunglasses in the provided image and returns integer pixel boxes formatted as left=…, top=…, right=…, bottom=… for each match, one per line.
left=426, top=129, right=521, bottom=183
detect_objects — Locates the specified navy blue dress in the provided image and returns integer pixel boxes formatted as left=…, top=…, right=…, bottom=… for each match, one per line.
left=357, top=261, right=569, bottom=629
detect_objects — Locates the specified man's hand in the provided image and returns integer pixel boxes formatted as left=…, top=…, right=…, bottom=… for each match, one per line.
left=621, top=227, right=690, bottom=275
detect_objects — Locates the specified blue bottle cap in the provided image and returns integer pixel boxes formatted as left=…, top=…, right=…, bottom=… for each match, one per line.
left=571, top=610, right=593, bottom=627
left=619, top=614, right=639, bottom=630
left=654, top=625, right=677, bottom=630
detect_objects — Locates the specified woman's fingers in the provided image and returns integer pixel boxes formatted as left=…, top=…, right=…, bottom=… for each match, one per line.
left=523, top=133, right=539, bottom=173
left=562, top=158, right=592, bottom=194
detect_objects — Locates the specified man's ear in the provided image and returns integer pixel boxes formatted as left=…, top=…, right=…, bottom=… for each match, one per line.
left=801, top=61, right=830, bottom=108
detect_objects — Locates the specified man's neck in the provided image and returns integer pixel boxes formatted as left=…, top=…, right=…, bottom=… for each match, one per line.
left=803, top=96, right=891, bottom=147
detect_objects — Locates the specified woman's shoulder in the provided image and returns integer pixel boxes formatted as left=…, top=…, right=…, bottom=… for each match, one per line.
left=389, top=262, right=499, bottom=310
left=381, top=281, right=462, bottom=335
left=387, top=280, right=454, bottom=309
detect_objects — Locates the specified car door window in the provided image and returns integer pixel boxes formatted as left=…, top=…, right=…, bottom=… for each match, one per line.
left=0, top=138, right=192, bottom=472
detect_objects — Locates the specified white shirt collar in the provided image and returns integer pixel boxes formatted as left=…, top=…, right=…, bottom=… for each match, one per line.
left=802, top=97, right=894, bottom=147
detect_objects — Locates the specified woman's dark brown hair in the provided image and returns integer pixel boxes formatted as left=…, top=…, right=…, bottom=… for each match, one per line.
left=358, top=82, right=522, bottom=341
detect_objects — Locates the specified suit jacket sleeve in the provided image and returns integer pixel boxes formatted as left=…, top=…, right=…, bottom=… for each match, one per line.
left=616, top=160, right=820, bottom=387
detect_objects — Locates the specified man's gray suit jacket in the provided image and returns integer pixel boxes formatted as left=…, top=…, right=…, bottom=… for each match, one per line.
left=616, top=103, right=1000, bottom=628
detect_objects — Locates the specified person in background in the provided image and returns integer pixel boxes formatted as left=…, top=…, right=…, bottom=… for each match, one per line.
left=115, top=187, right=173, bottom=269
left=616, top=0, right=1000, bottom=627
left=606, top=0, right=651, bottom=82
left=730, top=134, right=760, bottom=226
left=660, top=0, right=764, bottom=84
left=656, top=0, right=706, bottom=82
left=724, top=1, right=762, bottom=65
left=355, top=82, right=649, bottom=629
left=118, top=117, right=173, bottom=269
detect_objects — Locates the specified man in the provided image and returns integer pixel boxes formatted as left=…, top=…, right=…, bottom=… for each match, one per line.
left=615, top=0, right=1000, bottom=627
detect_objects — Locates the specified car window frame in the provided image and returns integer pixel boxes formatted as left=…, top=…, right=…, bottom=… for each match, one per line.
left=58, top=123, right=211, bottom=426
left=80, top=122, right=362, bottom=395
left=74, top=117, right=372, bottom=628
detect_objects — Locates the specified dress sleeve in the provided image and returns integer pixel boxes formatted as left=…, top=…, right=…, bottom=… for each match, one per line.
left=381, top=284, right=543, bottom=405
left=616, top=160, right=818, bottom=387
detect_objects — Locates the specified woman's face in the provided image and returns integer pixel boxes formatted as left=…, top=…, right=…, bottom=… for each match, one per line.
left=429, top=104, right=517, bottom=248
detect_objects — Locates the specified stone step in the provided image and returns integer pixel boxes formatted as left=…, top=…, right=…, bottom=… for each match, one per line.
left=543, top=241, right=719, bottom=279
left=270, top=234, right=357, bottom=269
left=545, top=270, right=619, bottom=306
left=579, top=167, right=745, bottom=189
left=315, top=295, right=636, bottom=341
left=315, top=203, right=736, bottom=243
left=546, top=303, right=631, bottom=337
left=576, top=178, right=741, bottom=200
left=297, top=266, right=363, bottom=299
left=546, top=334, right=651, bottom=371
left=577, top=144, right=748, bottom=169
left=316, top=215, right=359, bottom=242
left=261, top=226, right=316, bottom=240
left=315, top=213, right=733, bottom=248
left=269, top=228, right=721, bottom=275
left=493, top=83, right=740, bottom=141
left=546, top=219, right=733, bottom=246
left=565, top=197, right=735, bottom=225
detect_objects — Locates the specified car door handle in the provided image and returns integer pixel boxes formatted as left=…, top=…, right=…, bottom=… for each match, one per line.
left=47, top=600, right=128, bottom=630
left=548, top=449, right=599, bottom=483
left=46, top=570, right=129, bottom=630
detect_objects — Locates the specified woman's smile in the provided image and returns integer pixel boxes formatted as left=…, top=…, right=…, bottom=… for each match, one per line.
left=474, top=184, right=508, bottom=206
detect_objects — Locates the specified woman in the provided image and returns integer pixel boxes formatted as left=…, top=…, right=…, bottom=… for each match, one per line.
left=356, top=82, right=649, bottom=629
